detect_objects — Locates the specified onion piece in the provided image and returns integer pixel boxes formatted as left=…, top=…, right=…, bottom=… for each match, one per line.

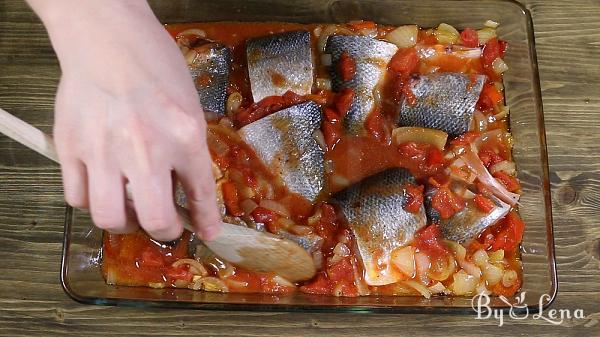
left=240, top=199, right=258, bottom=216
left=172, top=258, right=209, bottom=277
left=272, top=275, right=295, bottom=288
left=191, top=276, right=229, bottom=292
left=485, top=20, right=500, bottom=28
left=476, top=282, right=492, bottom=296
left=502, top=269, right=518, bottom=287
left=477, top=27, right=497, bottom=45
left=472, top=110, right=488, bottom=132
left=226, top=92, right=243, bottom=116
left=428, top=281, right=447, bottom=294
left=313, top=129, right=327, bottom=151
left=488, top=249, right=505, bottom=263
left=333, top=242, right=351, bottom=257
left=473, top=249, right=489, bottom=267
left=434, top=23, right=460, bottom=44
left=483, top=263, right=504, bottom=285
left=492, top=57, right=509, bottom=74
left=316, top=78, right=332, bottom=91
left=494, top=105, right=510, bottom=120
left=290, top=225, right=313, bottom=236
left=404, top=280, right=432, bottom=299
left=176, top=28, right=206, bottom=39
left=385, top=25, right=419, bottom=48
left=392, top=127, right=448, bottom=150
left=414, top=252, right=431, bottom=284
left=428, top=255, right=456, bottom=281
left=259, top=199, right=290, bottom=217
left=490, top=160, right=516, bottom=176
left=391, top=246, right=416, bottom=278
left=450, top=270, right=479, bottom=295
left=460, top=147, right=520, bottom=205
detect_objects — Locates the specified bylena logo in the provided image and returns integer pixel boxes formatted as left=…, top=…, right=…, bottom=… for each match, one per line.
left=471, top=292, right=585, bottom=326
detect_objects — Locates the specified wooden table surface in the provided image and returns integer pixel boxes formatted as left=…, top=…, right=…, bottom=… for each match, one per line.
left=1, top=0, right=599, bottom=335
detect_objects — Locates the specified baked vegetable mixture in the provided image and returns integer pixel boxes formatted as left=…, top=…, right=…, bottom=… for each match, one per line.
left=102, top=20, right=524, bottom=298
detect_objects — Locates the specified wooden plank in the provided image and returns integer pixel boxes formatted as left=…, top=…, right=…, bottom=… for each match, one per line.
left=1, top=0, right=599, bottom=335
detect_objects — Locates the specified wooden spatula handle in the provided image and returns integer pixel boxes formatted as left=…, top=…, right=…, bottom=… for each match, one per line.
left=0, top=107, right=196, bottom=232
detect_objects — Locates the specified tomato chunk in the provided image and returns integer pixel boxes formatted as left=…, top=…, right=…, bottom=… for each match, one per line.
left=389, top=48, right=418, bottom=76
left=491, top=211, right=525, bottom=252
left=431, top=186, right=465, bottom=219
left=482, top=38, right=501, bottom=67
left=460, top=28, right=479, bottom=47
left=140, top=247, right=165, bottom=268
left=300, top=271, right=332, bottom=295
left=338, top=51, right=356, bottom=82
left=335, top=88, right=355, bottom=118
left=414, top=224, right=449, bottom=259
left=165, top=265, right=193, bottom=282
left=474, top=194, right=495, bottom=213
left=404, top=184, right=424, bottom=214
left=493, top=171, right=521, bottom=192
left=222, top=181, right=244, bottom=217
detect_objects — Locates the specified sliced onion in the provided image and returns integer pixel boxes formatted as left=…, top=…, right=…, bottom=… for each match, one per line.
left=492, top=57, right=509, bottom=75
left=148, top=282, right=166, bottom=289
left=315, top=78, right=332, bottom=91
left=333, top=242, right=351, bottom=257
left=414, top=252, right=431, bottom=284
left=485, top=20, right=500, bottom=28
left=191, top=276, right=229, bottom=292
left=483, top=263, right=504, bottom=285
left=490, top=160, right=516, bottom=176
left=446, top=240, right=466, bottom=261
left=434, top=23, right=460, bottom=44
left=450, top=270, right=479, bottom=295
left=240, top=199, right=258, bottom=216
left=272, top=275, right=295, bottom=288
left=460, top=147, right=520, bottom=205
left=488, top=249, right=505, bottom=263
left=473, top=249, right=489, bottom=267
left=460, top=260, right=482, bottom=278
left=392, top=127, right=448, bottom=150
left=172, top=258, right=209, bottom=277
left=476, top=282, right=492, bottom=296
left=451, top=46, right=482, bottom=59
left=259, top=199, right=290, bottom=217
left=176, top=28, right=206, bottom=39
left=385, top=25, right=419, bottom=48
left=313, top=129, right=327, bottom=151
left=494, top=105, right=510, bottom=120
left=404, top=280, right=432, bottom=298
left=225, top=278, right=249, bottom=290
left=429, top=254, right=456, bottom=281
left=321, top=54, right=332, bottom=67
left=184, top=49, right=198, bottom=65
left=428, top=281, right=447, bottom=294
left=502, top=269, right=518, bottom=287
left=391, top=246, right=416, bottom=278
left=318, top=25, right=353, bottom=52
left=477, top=27, right=497, bottom=45
left=105, top=266, right=117, bottom=285
left=472, top=110, right=488, bottom=132
left=358, top=27, right=378, bottom=38
left=226, top=92, right=243, bottom=116
left=290, top=225, right=313, bottom=236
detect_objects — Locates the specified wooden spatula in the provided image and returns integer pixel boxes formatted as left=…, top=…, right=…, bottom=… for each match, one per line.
left=0, top=107, right=316, bottom=282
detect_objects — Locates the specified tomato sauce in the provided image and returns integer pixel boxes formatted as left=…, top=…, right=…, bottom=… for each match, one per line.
left=103, top=21, right=523, bottom=298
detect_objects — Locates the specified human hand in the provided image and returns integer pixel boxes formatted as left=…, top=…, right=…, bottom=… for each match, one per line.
left=29, top=0, right=221, bottom=241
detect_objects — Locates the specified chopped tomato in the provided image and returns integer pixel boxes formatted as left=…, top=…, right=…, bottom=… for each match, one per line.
left=348, top=20, right=377, bottom=30
left=364, top=108, right=386, bottom=140
left=398, top=141, right=428, bottom=161
left=426, top=147, right=444, bottom=168
left=493, top=171, right=521, bottom=192
left=140, top=247, right=164, bottom=268
left=338, top=51, right=356, bottom=82
left=478, top=148, right=504, bottom=168
left=460, top=28, right=479, bottom=47
left=498, top=40, right=508, bottom=58
left=492, top=211, right=525, bottom=252
left=327, top=258, right=354, bottom=282
left=335, top=88, right=355, bottom=117
left=418, top=29, right=438, bottom=45
left=404, top=184, right=424, bottom=214
left=312, top=204, right=339, bottom=254
left=322, top=120, right=342, bottom=151
left=251, top=207, right=278, bottom=227
left=221, top=181, right=244, bottom=217
left=235, top=91, right=306, bottom=126
left=478, top=83, right=503, bottom=111
left=165, top=265, right=193, bottom=282
left=431, top=186, right=465, bottom=219
left=300, top=271, right=331, bottom=295
left=414, top=224, right=449, bottom=259
left=482, top=38, right=501, bottom=67
left=389, top=48, right=418, bottom=76
left=474, top=194, right=495, bottom=213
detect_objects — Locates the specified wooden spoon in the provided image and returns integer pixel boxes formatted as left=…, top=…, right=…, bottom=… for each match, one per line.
left=0, top=108, right=316, bottom=282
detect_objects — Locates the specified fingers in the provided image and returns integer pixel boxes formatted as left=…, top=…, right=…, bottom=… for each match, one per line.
left=177, top=155, right=221, bottom=241
left=59, top=157, right=89, bottom=209
left=87, top=165, right=136, bottom=234
left=127, top=169, right=183, bottom=241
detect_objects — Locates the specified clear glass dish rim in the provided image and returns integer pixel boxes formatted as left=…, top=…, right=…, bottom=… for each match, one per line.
left=58, top=0, right=557, bottom=313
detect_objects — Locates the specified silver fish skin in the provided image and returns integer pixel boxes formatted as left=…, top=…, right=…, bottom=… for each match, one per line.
left=237, top=101, right=325, bottom=202
left=334, top=168, right=427, bottom=285
left=246, top=30, right=314, bottom=102
left=398, top=72, right=486, bottom=136
left=188, top=41, right=232, bottom=117
left=425, top=186, right=510, bottom=243
left=325, top=35, right=398, bottom=136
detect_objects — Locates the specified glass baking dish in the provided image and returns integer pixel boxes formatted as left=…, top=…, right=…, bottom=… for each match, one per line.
left=60, top=0, right=556, bottom=312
